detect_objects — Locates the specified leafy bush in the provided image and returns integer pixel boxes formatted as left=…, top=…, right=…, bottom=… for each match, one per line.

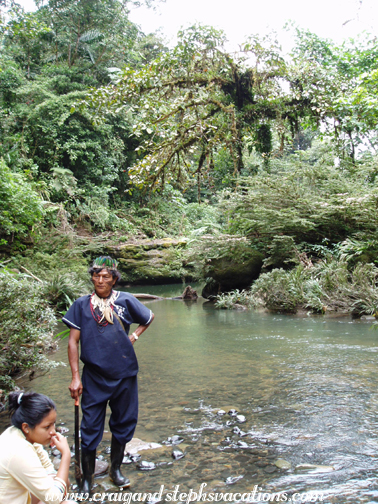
left=335, top=237, right=378, bottom=266
left=250, top=259, right=378, bottom=315
left=0, top=159, right=44, bottom=245
left=263, top=235, right=299, bottom=269
left=0, top=268, right=62, bottom=392
left=215, top=289, right=253, bottom=309
left=219, top=161, right=378, bottom=248
left=250, top=268, right=304, bottom=313
left=42, top=272, right=87, bottom=312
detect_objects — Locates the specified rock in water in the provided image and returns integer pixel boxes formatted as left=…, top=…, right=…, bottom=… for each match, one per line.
left=274, top=458, right=292, bottom=470
left=125, top=438, right=162, bottom=454
left=136, top=461, right=156, bottom=471
left=295, top=464, right=335, bottom=473
left=172, top=449, right=185, bottom=460
left=122, top=455, right=133, bottom=464
left=182, top=286, right=198, bottom=299
left=95, top=459, right=109, bottom=476
left=225, top=475, right=244, bottom=485
left=164, top=435, right=184, bottom=445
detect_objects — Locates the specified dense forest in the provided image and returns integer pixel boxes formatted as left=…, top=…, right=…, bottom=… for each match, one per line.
left=1, top=0, right=378, bottom=392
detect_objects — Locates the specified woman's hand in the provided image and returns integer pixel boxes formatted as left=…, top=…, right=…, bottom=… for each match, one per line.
left=50, top=432, right=71, bottom=457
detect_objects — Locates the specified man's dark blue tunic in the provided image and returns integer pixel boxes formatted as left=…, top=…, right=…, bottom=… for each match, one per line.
left=63, top=291, right=153, bottom=450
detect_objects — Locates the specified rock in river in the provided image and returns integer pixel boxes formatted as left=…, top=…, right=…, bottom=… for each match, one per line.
left=172, top=448, right=185, bottom=460
left=126, top=437, right=162, bottom=454
left=95, top=459, right=109, bottom=476
left=228, top=409, right=238, bottom=417
left=163, top=435, right=184, bottom=445
left=225, top=475, right=244, bottom=485
left=274, top=458, right=292, bottom=470
left=295, top=463, right=335, bottom=473
left=137, top=461, right=157, bottom=471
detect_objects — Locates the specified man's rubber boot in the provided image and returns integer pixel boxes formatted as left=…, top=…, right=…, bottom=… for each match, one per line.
left=109, top=436, right=130, bottom=487
left=81, top=448, right=96, bottom=495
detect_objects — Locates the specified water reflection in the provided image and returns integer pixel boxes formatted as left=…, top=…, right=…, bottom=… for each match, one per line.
left=1, top=285, right=378, bottom=503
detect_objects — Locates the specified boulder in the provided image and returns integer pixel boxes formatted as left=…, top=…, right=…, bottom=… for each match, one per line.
left=207, top=251, right=263, bottom=290
left=202, top=241, right=263, bottom=297
left=202, top=278, right=220, bottom=299
left=105, top=238, right=191, bottom=285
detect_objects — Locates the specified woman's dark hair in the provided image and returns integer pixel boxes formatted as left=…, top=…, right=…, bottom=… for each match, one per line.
left=88, top=267, right=122, bottom=285
left=8, top=391, right=56, bottom=429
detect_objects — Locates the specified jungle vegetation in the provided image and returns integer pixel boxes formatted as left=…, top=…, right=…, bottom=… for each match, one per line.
left=1, top=0, right=378, bottom=391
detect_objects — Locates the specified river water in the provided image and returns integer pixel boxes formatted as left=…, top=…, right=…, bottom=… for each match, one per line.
left=1, top=284, right=378, bottom=503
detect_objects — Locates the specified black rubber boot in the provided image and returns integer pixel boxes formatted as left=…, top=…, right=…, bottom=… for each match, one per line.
left=109, top=436, right=130, bottom=487
left=81, top=448, right=96, bottom=495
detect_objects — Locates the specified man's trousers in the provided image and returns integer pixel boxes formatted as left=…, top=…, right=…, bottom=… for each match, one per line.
left=81, top=365, right=138, bottom=451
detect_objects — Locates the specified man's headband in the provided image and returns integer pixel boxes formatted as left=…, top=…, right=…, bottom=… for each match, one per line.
left=92, top=256, right=118, bottom=271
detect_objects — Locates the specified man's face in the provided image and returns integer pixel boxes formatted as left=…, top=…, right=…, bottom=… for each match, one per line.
left=92, top=269, right=117, bottom=298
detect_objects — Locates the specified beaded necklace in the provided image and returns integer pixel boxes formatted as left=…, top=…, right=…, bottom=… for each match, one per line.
left=90, top=290, right=117, bottom=326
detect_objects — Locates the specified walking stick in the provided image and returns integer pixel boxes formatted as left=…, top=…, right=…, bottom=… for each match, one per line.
left=74, top=398, right=81, bottom=487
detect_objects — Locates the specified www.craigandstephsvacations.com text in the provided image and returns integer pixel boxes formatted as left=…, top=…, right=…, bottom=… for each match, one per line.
left=54, top=483, right=325, bottom=503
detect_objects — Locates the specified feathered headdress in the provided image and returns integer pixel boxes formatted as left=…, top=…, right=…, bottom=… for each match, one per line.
left=92, top=256, right=118, bottom=271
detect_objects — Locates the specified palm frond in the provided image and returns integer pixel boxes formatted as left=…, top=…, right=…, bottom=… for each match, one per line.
left=79, top=30, right=103, bottom=44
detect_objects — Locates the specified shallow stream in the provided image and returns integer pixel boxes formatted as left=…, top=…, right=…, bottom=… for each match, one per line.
left=1, top=284, right=378, bottom=503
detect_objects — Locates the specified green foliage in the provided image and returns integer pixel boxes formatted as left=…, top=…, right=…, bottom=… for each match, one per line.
left=11, top=232, right=95, bottom=277
left=251, top=260, right=378, bottom=316
left=251, top=267, right=303, bottom=313
left=0, top=0, right=165, bottom=226
left=84, top=26, right=305, bottom=193
left=4, top=0, right=143, bottom=76
left=4, top=6, right=52, bottom=78
left=290, top=29, right=378, bottom=158
left=263, top=235, right=299, bottom=269
left=220, top=152, right=378, bottom=248
left=113, top=186, right=222, bottom=239
left=0, top=159, right=44, bottom=245
left=0, top=58, right=24, bottom=105
left=186, top=233, right=262, bottom=285
left=215, top=289, right=253, bottom=309
left=254, top=124, right=273, bottom=156
left=42, top=272, right=87, bottom=311
left=3, top=7, right=378, bottom=330
left=0, top=268, right=61, bottom=392
left=335, top=237, right=378, bottom=266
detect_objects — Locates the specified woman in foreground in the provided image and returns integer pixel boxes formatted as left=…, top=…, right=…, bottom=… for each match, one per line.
left=0, top=391, right=77, bottom=504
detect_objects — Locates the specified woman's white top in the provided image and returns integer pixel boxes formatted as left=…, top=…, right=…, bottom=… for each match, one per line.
left=0, top=426, right=66, bottom=504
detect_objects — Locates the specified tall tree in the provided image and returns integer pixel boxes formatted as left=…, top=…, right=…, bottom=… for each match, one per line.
left=85, top=26, right=311, bottom=194
left=0, top=0, right=162, bottom=206
left=290, top=29, right=378, bottom=160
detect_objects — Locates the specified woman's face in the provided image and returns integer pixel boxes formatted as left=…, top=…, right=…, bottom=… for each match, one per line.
left=22, top=409, right=57, bottom=446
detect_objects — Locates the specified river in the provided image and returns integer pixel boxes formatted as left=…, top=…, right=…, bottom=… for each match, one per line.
left=1, top=284, right=378, bottom=503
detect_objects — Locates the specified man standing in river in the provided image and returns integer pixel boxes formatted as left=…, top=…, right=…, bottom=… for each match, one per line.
left=63, top=256, right=154, bottom=493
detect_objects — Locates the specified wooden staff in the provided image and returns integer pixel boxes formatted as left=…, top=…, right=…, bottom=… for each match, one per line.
left=74, top=398, right=81, bottom=487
